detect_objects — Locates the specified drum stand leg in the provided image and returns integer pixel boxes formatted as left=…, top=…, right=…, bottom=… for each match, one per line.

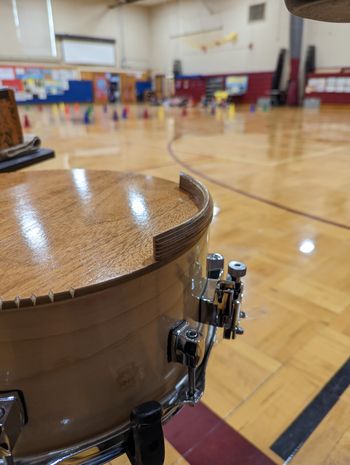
left=127, top=401, right=165, bottom=465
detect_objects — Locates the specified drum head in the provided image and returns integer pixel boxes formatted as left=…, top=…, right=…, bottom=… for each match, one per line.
left=0, top=170, right=201, bottom=306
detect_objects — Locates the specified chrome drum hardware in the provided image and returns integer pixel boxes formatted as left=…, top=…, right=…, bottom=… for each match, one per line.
left=0, top=392, right=26, bottom=460
left=200, top=253, right=247, bottom=340
left=167, top=252, right=247, bottom=409
left=168, top=321, right=205, bottom=405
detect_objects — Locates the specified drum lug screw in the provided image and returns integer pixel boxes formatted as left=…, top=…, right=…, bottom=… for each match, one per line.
left=168, top=321, right=204, bottom=406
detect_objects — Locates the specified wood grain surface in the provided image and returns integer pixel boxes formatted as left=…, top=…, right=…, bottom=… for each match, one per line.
left=0, top=88, right=23, bottom=149
left=0, top=170, right=206, bottom=305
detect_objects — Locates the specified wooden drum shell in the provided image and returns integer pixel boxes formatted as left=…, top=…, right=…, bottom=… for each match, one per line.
left=0, top=234, right=208, bottom=458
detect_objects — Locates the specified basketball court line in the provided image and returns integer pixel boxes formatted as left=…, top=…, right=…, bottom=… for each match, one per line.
left=271, top=357, right=350, bottom=462
left=167, top=136, right=350, bottom=231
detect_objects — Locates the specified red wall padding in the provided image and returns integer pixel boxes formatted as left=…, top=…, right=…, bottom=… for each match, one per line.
left=175, top=72, right=273, bottom=104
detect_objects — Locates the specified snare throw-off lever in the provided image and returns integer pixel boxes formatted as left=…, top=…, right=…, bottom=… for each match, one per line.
left=200, top=253, right=247, bottom=340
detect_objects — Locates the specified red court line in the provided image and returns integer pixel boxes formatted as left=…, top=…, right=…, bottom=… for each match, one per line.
left=167, top=136, right=350, bottom=231
left=164, top=403, right=277, bottom=465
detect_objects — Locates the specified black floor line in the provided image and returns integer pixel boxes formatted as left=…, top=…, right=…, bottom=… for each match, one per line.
left=271, top=358, right=350, bottom=462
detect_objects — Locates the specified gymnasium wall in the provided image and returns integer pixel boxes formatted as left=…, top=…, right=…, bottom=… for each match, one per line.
left=0, top=0, right=151, bottom=71
left=52, top=0, right=151, bottom=70
left=303, top=20, right=350, bottom=69
left=149, top=0, right=290, bottom=75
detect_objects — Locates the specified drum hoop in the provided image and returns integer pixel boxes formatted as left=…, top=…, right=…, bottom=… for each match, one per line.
left=8, top=326, right=216, bottom=465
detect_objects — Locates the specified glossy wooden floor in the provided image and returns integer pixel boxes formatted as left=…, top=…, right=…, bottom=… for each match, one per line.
left=19, top=103, right=350, bottom=465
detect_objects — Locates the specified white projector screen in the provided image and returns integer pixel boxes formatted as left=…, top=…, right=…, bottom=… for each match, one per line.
left=62, top=39, right=116, bottom=66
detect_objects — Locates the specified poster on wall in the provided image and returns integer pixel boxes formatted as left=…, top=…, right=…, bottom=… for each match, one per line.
left=325, top=77, right=337, bottom=92
left=306, top=77, right=326, bottom=93
left=0, top=66, right=82, bottom=102
left=334, top=77, right=346, bottom=93
left=225, top=76, right=248, bottom=95
left=345, top=78, right=350, bottom=93
left=0, top=68, right=15, bottom=80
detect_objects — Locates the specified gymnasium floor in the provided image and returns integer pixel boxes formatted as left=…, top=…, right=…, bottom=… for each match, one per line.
left=19, top=104, right=350, bottom=465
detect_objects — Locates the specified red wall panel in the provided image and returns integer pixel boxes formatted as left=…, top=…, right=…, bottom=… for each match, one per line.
left=175, top=77, right=206, bottom=103
left=175, top=72, right=273, bottom=104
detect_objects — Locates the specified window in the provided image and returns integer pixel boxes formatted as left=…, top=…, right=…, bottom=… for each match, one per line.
left=249, top=3, right=266, bottom=22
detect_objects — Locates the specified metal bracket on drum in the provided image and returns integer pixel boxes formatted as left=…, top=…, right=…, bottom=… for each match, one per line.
left=200, top=253, right=247, bottom=340
left=0, top=392, right=26, bottom=462
left=168, top=321, right=204, bottom=406
left=127, top=401, right=165, bottom=465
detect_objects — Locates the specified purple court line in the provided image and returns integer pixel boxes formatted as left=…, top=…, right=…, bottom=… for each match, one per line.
left=167, top=135, right=350, bottom=231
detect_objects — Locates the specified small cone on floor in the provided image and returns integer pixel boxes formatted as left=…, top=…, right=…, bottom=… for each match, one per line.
left=103, top=104, right=108, bottom=113
left=83, top=109, right=91, bottom=125
left=182, top=107, right=188, bottom=117
left=65, top=105, right=71, bottom=118
left=143, top=108, right=149, bottom=119
left=158, top=106, right=165, bottom=120
left=59, top=102, right=66, bottom=114
left=122, top=107, right=128, bottom=119
left=23, top=114, right=31, bottom=129
left=113, top=109, right=119, bottom=122
left=229, top=104, right=236, bottom=119
left=249, top=103, right=256, bottom=113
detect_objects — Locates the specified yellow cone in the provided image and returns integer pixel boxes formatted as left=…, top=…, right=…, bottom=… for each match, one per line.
left=158, top=106, right=165, bottom=121
left=229, top=104, right=236, bottom=119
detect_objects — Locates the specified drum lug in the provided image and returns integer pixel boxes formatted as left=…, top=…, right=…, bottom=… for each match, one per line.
left=127, top=401, right=165, bottom=465
left=200, top=254, right=247, bottom=340
left=168, top=321, right=204, bottom=405
left=0, top=392, right=26, bottom=460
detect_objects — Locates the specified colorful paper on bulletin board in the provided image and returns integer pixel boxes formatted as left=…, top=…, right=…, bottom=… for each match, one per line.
left=93, top=75, right=109, bottom=103
left=226, top=76, right=248, bottom=95
left=335, top=77, right=346, bottom=93
left=2, top=79, right=23, bottom=92
left=306, top=77, right=326, bottom=93
left=0, top=68, right=15, bottom=80
left=345, top=78, right=350, bottom=93
left=0, top=65, right=82, bottom=103
left=325, top=77, right=337, bottom=93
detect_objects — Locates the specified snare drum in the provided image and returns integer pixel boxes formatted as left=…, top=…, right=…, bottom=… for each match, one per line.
left=0, top=170, right=246, bottom=465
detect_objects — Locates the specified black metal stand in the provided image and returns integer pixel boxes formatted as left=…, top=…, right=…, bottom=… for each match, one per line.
left=0, top=149, right=55, bottom=172
left=127, top=401, right=165, bottom=465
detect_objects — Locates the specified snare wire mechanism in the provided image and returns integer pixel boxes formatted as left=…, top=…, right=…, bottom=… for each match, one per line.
left=168, top=254, right=247, bottom=405
left=200, top=253, right=247, bottom=340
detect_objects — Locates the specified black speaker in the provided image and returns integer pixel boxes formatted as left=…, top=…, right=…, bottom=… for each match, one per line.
left=173, top=60, right=182, bottom=78
left=271, top=48, right=286, bottom=91
left=305, top=45, right=316, bottom=75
